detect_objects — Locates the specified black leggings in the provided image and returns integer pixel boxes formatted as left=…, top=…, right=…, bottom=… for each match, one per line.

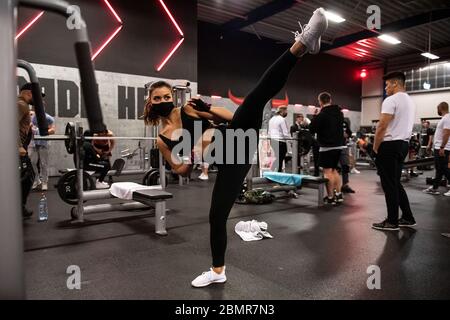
left=209, top=49, right=298, bottom=267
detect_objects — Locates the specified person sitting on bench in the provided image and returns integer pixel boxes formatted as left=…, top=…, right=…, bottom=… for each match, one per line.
left=79, top=130, right=111, bottom=189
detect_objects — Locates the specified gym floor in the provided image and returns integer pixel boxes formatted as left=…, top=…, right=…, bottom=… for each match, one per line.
left=23, top=169, right=450, bottom=299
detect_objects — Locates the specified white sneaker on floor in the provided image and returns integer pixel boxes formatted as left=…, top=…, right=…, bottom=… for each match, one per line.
left=41, top=183, right=48, bottom=191
left=423, top=186, right=440, bottom=195
left=198, top=173, right=209, bottom=181
left=351, top=168, right=360, bottom=174
left=191, top=267, right=226, bottom=288
left=96, top=180, right=110, bottom=189
left=443, top=190, right=450, bottom=197
left=293, top=7, right=328, bottom=54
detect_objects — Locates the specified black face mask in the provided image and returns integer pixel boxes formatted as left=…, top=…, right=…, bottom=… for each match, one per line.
left=438, top=110, right=442, bottom=116
left=152, top=101, right=175, bottom=117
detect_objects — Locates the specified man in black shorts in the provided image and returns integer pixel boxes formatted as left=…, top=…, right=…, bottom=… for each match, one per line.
left=309, top=92, right=345, bottom=204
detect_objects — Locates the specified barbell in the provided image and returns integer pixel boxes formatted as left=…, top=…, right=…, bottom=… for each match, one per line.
left=34, top=122, right=158, bottom=154
left=37, top=123, right=316, bottom=156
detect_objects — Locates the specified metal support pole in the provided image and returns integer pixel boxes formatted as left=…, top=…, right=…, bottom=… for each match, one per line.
left=292, top=132, right=299, bottom=174
left=154, top=201, right=168, bottom=236
left=75, top=123, right=84, bottom=222
left=0, top=0, right=25, bottom=299
left=159, top=149, right=166, bottom=188
left=318, top=183, right=324, bottom=206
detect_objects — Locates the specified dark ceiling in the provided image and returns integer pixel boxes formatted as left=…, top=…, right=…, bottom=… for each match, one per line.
left=198, top=0, right=450, bottom=66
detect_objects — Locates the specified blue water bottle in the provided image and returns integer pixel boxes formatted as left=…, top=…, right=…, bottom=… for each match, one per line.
left=38, top=193, right=48, bottom=222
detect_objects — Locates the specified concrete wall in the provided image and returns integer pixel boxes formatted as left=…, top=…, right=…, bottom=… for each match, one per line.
left=18, top=63, right=197, bottom=176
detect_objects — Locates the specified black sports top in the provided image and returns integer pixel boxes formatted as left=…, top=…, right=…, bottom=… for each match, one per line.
left=159, top=107, right=211, bottom=153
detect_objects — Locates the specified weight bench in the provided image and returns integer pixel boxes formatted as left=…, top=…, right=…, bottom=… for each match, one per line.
left=73, top=187, right=173, bottom=235
left=251, top=175, right=329, bottom=206
left=403, top=157, right=434, bottom=169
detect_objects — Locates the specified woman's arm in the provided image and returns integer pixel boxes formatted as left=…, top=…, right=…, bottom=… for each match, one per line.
left=156, top=137, right=192, bottom=177
left=186, top=98, right=234, bottom=123
left=208, top=107, right=233, bottom=122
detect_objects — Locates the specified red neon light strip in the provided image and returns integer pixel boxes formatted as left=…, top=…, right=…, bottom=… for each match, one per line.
left=103, top=0, right=122, bottom=23
left=355, top=47, right=369, bottom=53
left=15, top=11, right=45, bottom=40
left=156, top=37, right=184, bottom=71
left=92, top=25, right=123, bottom=60
left=159, top=0, right=183, bottom=36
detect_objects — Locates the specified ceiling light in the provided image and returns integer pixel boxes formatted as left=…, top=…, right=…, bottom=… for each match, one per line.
left=324, top=10, right=346, bottom=23
left=378, top=34, right=401, bottom=45
left=421, top=52, right=439, bottom=60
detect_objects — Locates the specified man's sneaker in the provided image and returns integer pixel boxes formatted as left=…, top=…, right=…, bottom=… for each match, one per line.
left=41, top=183, right=48, bottom=191
left=341, top=185, right=355, bottom=193
left=443, top=190, right=450, bottom=197
left=22, top=208, right=33, bottom=220
left=323, top=196, right=337, bottom=205
left=372, top=220, right=399, bottom=231
left=351, top=168, right=360, bottom=174
left=423, top=186, right=440, bottom=195
left=32, top=180, right=41, bottom=190
left=398, top=218, right=417, bottom=227
left=293, top=7, right=328, bottom=54
left=191, top=267, right=227, bottom=288
left=334, top=192, right=344, bottom=203
left=95, top=180, right=110, bottom=189
left=198, top=173, right=209, bottom=181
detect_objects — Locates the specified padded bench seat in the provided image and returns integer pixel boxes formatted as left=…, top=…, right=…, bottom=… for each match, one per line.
left=403, top=157, right=434, bottom=169
left=132, top=189, right=173, bottom=202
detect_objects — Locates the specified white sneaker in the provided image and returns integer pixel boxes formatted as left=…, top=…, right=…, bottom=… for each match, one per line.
left=198, top=173, right=209, bottom=181
left=443, top=190, right=450, bottom=197
left=41, top=183, right=48, bottom=191
left=191, top=267, right=226, bottom=288
left=293, top=7, right=328, bottom=54
left=32, top=180, right=41, bottom=190
left=422, top=186, right=440, bottom=195
left=351, top=168, right=360, bottom=174
left=96, top=180, right=110, bottom=189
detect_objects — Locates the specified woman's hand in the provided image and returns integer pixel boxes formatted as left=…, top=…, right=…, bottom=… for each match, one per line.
left=188, top=98, right=211, bottom=112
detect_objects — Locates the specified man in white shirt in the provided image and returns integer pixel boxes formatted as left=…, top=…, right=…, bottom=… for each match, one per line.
left=423, top=101, right=450, bottom=196
left=268, top=105, right=290, bottom=171
left=372, top=72, right=417, bottom=231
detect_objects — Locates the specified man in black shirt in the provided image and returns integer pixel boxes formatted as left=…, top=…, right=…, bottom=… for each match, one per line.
left=309, top=92, right=345, bottom=204
left=421, top=120, right=434, bottom=157
left=290, top=114, right=310, bottom=135
left=77, top=130, right=111, bottom=189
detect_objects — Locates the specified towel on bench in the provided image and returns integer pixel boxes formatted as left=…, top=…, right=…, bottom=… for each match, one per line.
left=110, top=182, right=162, bottom=200
left=262, top=171, right=304, bottom=186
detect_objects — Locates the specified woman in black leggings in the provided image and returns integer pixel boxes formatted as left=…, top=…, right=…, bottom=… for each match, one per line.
left=143, top=8, right=328, bottom=287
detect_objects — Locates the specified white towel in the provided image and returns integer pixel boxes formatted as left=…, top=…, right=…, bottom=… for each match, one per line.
left=109, top=182, right=162, bottom=200
left=234, top=220, right=273, bottom=241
